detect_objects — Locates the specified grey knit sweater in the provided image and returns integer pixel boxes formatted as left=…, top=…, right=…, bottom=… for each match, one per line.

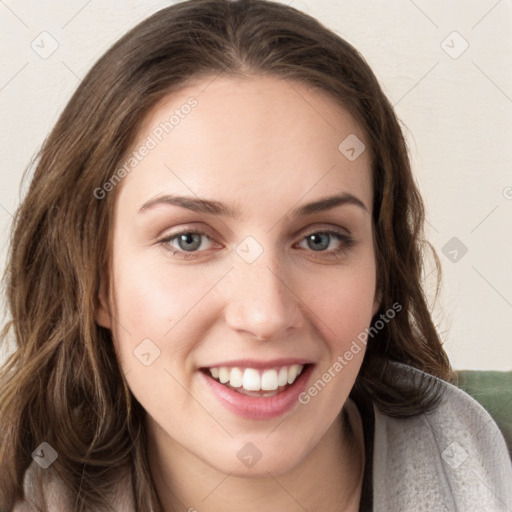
left=11, top=362, right=512, bottom=511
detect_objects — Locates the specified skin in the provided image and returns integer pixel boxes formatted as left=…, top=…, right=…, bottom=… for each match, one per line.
left=96, top=74, right=379, bottom=511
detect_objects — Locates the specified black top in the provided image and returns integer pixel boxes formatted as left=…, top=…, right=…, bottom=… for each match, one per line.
left=349, top=386, right=374, bottom=512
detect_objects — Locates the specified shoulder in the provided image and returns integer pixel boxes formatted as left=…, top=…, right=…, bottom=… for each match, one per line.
left=10, top=460, right=74, bottom=511
left=372, top=361, right=512, bottom=511
left=11, top=460, right=135, bottom=511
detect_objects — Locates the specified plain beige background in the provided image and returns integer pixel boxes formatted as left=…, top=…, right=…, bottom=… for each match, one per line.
left=0, top=0, right=511, bottom=370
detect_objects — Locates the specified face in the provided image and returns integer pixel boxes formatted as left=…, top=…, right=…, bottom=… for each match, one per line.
left=96, top=74, right=379, bottom=477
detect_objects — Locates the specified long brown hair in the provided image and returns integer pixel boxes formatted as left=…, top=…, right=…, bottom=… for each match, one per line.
left=0, top=0, right=454, bottom=510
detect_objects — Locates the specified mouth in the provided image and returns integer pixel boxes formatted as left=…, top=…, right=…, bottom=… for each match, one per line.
left=198, top=362, right=315, bottom=420
left=200, top=364, right=308, bottom=397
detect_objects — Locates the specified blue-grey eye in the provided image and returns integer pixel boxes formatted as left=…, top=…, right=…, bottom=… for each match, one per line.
left=176, top=233, right=203, bottom=251
left=305, top=232, right=331, bottom=251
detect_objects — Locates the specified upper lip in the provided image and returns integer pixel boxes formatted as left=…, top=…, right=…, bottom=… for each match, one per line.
left=200, top=358, right=314, bottom=370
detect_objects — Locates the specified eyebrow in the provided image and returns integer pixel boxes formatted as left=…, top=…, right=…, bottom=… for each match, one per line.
left=138, top=192, right=368, bottom=217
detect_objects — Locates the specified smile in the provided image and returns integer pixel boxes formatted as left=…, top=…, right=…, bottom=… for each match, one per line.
left=206, top=364, right=305, bottom=395
left=199, top=363, right=315, bottom=419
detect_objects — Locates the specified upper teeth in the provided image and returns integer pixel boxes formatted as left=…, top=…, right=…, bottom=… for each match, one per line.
left=209, top=364, right=304, bottom=391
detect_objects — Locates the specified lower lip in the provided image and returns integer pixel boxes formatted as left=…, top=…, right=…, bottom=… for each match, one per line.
left=199, top=365, right=314, bottom=420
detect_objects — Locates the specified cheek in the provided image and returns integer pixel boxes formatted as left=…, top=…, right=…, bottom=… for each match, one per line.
left=108, top=251, right=212, bottom=369
left=108, top=254, right=216, bottom=413
left=111, top=253, right=212, bottom=331
left=299, top=261, right=377, bottom=347
left=294, top=264, right=375, bottom=431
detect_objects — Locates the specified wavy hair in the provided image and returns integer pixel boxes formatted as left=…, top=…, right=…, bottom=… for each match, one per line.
left=0, top=0, right=454, bottom=510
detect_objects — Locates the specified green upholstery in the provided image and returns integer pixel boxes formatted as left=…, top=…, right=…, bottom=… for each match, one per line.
left=455, top=370, right=512, bottom=457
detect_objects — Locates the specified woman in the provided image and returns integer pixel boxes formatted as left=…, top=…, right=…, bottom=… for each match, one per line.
left=1, top=1, right=510, bottom=511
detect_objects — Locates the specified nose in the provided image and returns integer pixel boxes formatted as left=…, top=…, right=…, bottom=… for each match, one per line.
left=223, top=248, right=304, bottom=341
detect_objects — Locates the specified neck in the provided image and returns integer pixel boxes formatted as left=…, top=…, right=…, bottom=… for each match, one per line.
left=148, top=400, right=365, bottom=512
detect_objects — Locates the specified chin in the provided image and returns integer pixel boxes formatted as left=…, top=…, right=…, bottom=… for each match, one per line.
left=196, top=431, right=315, bottom=479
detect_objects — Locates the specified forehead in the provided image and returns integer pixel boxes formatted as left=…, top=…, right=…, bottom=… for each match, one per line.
left=115, top=74, right=372, bottom=217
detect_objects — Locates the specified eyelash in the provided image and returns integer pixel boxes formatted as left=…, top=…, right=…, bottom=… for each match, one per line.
left=157, top=228, right=355, bottom=260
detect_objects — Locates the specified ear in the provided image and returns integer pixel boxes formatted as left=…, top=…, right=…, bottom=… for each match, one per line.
left=95, top=273, right=112, bottom=329
left=372, top=288, right=382, bottom=317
